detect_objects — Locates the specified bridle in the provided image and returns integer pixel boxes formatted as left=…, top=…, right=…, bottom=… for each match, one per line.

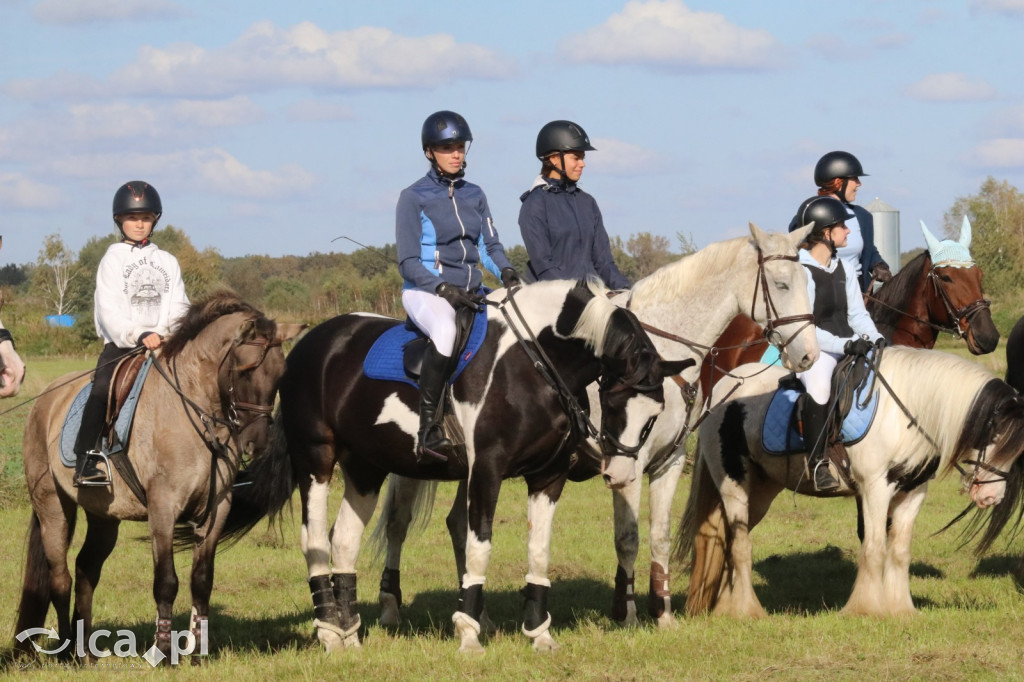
left=866, top=261, right=990, bottom=341
left=752, top=250, right=816, bottom=349
left=222, top=336, right=282, bottom=435
left=497, top=288, right=661, bottom=460
left=926, top=266, right=990, bottom=341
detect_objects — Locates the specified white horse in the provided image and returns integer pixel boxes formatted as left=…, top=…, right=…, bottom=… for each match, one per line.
left=676, top=346, right=1024, bottom=617
left=373, top=223, right=821, bottom=628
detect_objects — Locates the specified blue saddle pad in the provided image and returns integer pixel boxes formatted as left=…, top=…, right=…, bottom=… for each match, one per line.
left=761, top=366, right=879, bottom=456
left=59, top=356, right=154, bottom=468
left=363, top=308, right=488, bottom=388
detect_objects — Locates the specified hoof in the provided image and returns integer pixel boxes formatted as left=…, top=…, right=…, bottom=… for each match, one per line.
left=531, top=631, right=560, bottom=652
left=378, top=592, right=400, bottom=628
left=615, top=600, right=639, bottom=628
left=453, top=611, right=483, bottom=654
left=655, top=611, right=677, bottom=629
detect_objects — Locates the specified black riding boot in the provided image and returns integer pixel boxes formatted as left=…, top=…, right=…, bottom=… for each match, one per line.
left=801, top=398, right=839, bottom=492
left=416, top=343, right=452, bottom=462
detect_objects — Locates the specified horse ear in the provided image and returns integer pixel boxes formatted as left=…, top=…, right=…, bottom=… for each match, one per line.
left=275, top=322, right=307, bottom=343
left=748, top=222, right=768, bottom=244
left=235, top=318, right=258, bottom=343
left=788, top=223, right=813, bottom=248
left=920, top=220, right=941, bottom=255
left=959, top=215, right=972, bottom=250
left=660, top=357, right=696, bottom=378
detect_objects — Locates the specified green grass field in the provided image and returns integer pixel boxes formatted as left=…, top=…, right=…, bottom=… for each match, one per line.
left=0, top=344, right=1022, bottom=680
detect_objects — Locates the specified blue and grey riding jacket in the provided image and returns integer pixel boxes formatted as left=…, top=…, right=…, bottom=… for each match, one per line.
left=397, top=169, right=512, bottom=293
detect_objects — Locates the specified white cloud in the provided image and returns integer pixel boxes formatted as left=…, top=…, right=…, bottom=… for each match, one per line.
left=586, top=138, right=663, bottom=176
left=0, top=173, right=62, bottom=209
left=33, top=0, right=185, bottom=24
left=47, top=149, right=316, bottom=199
left=95, top=21, right=516, bottom=98
left=558, top=0, right=784, bottom=70
left=971, top=0, right=1024, bottom=16
left=904, top=72, right=997, bottom=102
left=287, top=99, right=355, bottom=122
left=967, top=138, right=1024, bottom=167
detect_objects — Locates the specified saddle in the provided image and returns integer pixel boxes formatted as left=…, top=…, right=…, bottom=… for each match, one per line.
left=363, top=306, right=486, bottom=461
left=761, top=350, right=879, bottom=462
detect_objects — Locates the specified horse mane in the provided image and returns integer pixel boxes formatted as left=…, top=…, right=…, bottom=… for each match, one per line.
left=570, top=278, right=617, bottom=357
left=868, top=251, right=929, bottom=334
left=161, top=290, right=264, bottom=360
left=627, top=236, right=750, bottom=308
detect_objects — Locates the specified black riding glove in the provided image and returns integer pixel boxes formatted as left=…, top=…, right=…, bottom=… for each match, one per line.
left=436, top=282, right=484, bottom=312
left=874, top=337, right=887, bottom=350
left=844, top=337, right=873, bottom=357
left=872, top=263, right=892, bottom=283
left=500, top=267, right=522, bottom=289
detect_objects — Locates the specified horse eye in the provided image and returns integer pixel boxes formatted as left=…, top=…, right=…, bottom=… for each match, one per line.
left=939, top=274, right=953, bottom=283
left=774, top=282, right=790, bottom=291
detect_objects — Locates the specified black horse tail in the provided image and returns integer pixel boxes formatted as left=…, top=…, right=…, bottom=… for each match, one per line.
left=219, top=413, right=297, bottom=547
left=14, top=512, right=51, bottom=656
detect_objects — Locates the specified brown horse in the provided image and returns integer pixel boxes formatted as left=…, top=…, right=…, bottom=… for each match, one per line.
left=699, top=218, right=997, bottom=397
left=14, top=292, right=301, bottom=664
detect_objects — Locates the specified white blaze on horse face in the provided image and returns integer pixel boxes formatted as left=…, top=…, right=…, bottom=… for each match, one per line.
left=602, top=456, right=637, bottom=489
left=376, top=393, right=418, bottom=439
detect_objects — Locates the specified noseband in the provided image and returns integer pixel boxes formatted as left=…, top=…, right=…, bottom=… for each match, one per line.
left=221, top=336, right=282, bottom=434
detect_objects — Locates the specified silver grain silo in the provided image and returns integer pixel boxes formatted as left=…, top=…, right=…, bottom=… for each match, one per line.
left=865, top=197, right=900, bottom=274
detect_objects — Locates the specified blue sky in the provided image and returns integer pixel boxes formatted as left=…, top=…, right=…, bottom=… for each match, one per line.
left=2, top=0, right=1024, bottom=267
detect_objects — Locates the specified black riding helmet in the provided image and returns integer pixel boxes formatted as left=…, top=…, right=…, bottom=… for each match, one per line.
left=814, top=151, right=868, bottom=204
left=535, top=120, right=596, bottom=159
left=421, top=111, right=472, bottom=178
left=791, top=196, right=854, bottom=252
left=112, top=181, right=162, bottom=228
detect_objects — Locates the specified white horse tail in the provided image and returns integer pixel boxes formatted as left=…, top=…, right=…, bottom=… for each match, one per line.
left=674, top=453, right=728, bottom=615
left=367, top=475, right=439, bottom=565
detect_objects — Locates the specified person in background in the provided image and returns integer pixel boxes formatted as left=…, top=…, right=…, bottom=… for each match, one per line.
left=73, top=181, right=190, bottom=485
left=791, top=195, right=882, bottom=492
left=519, top=120, right=631, bottom=289
left=396, top=110, right=520, bottom=462
left=792, top=151, right=891, bottom=292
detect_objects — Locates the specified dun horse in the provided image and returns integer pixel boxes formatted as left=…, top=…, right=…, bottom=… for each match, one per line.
left=221, top=279, right=690, bottom=653
left=676, top=346, right=1024, bottom=617
left=14, top=293, right=300, bottom=663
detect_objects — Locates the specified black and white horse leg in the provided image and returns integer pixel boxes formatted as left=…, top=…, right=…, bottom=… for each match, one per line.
left=72, top=513, right=120, bottom=657
left=377, top=475, right=417, bottom=628
left=452, top=467, right=500, bottom=654
left=521, top=475, right=567, bottom=651
left=445, top=480, right=469, bottom=586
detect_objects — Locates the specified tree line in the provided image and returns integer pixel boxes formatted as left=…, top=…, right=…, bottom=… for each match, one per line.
left=3, top=175, right=1022, bottom=356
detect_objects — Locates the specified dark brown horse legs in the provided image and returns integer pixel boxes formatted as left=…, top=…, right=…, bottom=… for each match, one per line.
left=71, top=515, right=120, bottom=655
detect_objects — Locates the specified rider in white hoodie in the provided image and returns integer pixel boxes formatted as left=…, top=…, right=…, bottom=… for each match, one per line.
left=73, top=181, right=190, bottom=485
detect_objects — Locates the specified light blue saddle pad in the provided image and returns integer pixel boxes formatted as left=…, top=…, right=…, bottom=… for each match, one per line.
left=363, top=307, right=488, bottom=388
left=59, top=356, right=154, bottom=468
left=761, top=365, right=879, bottom=456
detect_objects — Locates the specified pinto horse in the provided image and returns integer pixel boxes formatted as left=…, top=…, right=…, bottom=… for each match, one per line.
left=677, top=346, right=1024, bottom=617
left=374, top=223, right=821, bottom=629
left=698, top=217, right=998, bottom=398
left=220, top=279, right=690, bottom=653
left=14, top=293, right=300, bottom=663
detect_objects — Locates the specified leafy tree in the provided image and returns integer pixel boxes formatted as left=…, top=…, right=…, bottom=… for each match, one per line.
left=32, top=233, right=80, bottom=316
left=263, top=277, right=310, bottom=313
left=152, top=225, right=223, bottom=297
left=626, top=232, right=673, bottom=278
left=0, top=263, right=28, bottom=287
left=943, top=177, right=1024, bottom=296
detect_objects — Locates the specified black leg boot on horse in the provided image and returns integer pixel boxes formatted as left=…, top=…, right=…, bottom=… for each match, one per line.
left=416, top=342, right=453, bottom=462
left=801, top=397, right=840, bottom=492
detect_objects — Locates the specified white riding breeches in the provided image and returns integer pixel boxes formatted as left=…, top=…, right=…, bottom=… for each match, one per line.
left=798, top=350, right=840, bottom=405
left=402, top=289, right=457, bottom=357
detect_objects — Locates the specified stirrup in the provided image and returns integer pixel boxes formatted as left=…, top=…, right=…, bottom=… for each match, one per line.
left=74, top=450, right=112, bottom=487
left=416, top=426, right=450, bottom=463
left=811, top=458, right=840, bottom=492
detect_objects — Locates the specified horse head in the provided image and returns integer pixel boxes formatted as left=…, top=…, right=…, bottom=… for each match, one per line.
left=921, top=217, right=998, bottom=354
left=747, top=222, right=819, bottom=372
left=221, top=317, right=304, bottom=457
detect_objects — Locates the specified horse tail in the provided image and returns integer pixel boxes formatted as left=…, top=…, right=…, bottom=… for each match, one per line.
left=673, top=451, right=728, bottom=615
left=15, top=512, right=51, bottom=654
left=218, top=412, right=297, bottom=547
left=367, top=476, right=439, bottom=565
